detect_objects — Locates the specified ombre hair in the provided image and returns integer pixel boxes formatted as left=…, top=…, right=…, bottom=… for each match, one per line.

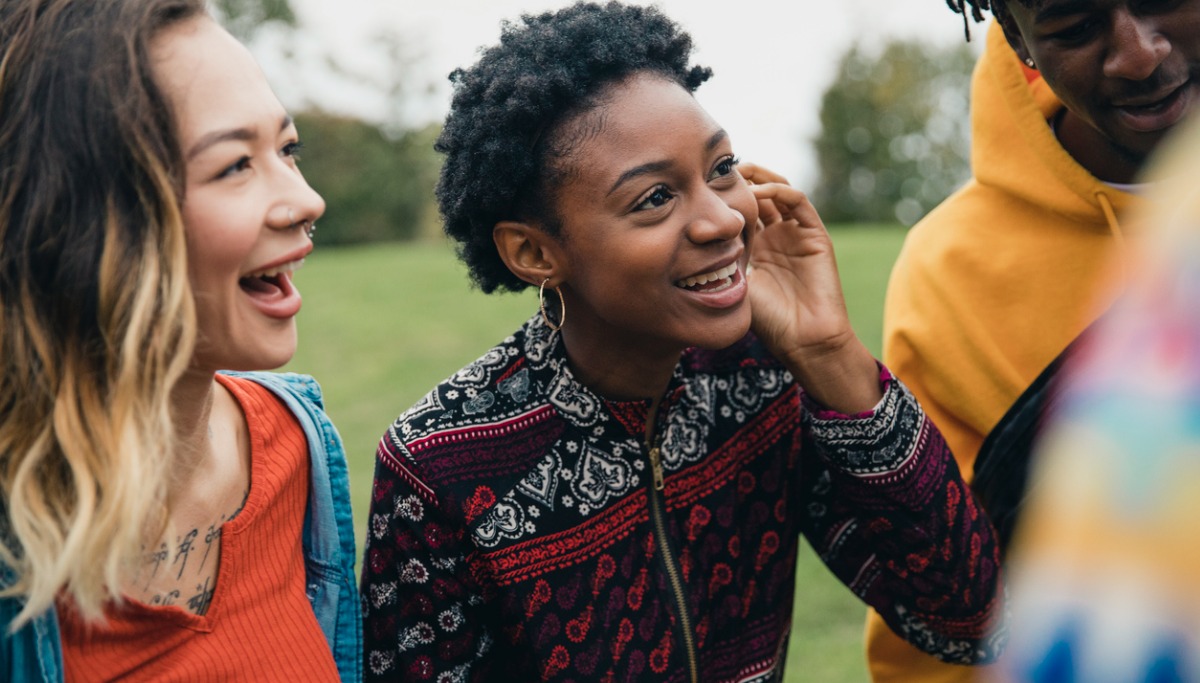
left=0, top=0, right=205, bottom=626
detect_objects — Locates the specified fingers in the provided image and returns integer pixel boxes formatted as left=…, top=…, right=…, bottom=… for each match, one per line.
left=750, top=183, right=825, bottom=229
left=757, top=196, right=783, bottom=226
left=737, top=162, right=790, bottom=186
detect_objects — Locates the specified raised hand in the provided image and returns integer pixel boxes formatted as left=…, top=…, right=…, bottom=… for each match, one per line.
left=739, top=162, right=883, bottom=414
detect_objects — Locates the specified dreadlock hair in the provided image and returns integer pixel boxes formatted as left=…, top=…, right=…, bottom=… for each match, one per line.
left=435, top=1, right=712, bottom=294
left=945, top=0, right=1031, bottom=40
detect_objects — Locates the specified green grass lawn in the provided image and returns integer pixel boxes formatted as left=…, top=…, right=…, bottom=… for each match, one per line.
left=286, top=224, right=907, bottom=682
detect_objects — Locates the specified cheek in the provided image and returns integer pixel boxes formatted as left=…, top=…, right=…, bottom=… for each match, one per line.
left=1037, top=53, right=1093, bottom=101
left=182, top=203, right=256, bottom=284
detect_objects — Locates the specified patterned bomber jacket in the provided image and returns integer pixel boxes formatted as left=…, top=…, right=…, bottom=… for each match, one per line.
left=361, top=314, right=1004, bottom=682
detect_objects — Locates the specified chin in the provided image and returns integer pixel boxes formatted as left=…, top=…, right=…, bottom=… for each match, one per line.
left=689, top=313, right=752, bottom=351
left=193, top=338, right=297, bottom=373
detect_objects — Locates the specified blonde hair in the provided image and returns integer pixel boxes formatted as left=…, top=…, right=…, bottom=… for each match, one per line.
left=0, top=0, right=205, bottom=627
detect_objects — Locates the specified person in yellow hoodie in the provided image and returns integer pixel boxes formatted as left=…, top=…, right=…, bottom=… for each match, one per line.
left=869, top=1, right=1200, bottom=681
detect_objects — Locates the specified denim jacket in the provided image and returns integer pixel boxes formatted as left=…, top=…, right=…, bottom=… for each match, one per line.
left=1, top=372, right=362, bottom=682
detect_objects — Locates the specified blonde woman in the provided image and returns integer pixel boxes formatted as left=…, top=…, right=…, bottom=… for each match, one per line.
left=0, top=1, right=360, bottom=681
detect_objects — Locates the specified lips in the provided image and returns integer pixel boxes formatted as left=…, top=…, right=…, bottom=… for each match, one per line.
left=1113, top=80, right=1193, bottom=134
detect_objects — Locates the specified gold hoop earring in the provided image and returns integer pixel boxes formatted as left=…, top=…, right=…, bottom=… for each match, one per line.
left=539, top=277, right=566, bottom=331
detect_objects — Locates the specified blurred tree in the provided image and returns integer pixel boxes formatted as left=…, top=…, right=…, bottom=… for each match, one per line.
left=295, top=114, right=441, bottom=244
left=210, top=2, right=444, bottom=245
left=812, top=40, right=976, bottom=226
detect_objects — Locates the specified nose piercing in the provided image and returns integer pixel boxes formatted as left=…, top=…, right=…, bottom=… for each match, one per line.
left=284, top=207, right=316, bottom=239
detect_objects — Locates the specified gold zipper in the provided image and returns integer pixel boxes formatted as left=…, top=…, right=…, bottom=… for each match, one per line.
left=644, top=437, right=698, bottom=682
left=648, top=446, right=665, bottom=491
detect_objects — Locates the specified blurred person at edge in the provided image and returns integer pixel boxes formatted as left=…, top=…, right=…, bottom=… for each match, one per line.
left=872, top=0, right=1200, bottom=681
left=360, top=2, right=1003, bottom=682
left=0, top=1, right=360, bottom=681
left=994, top=114, right=1200, bottom=683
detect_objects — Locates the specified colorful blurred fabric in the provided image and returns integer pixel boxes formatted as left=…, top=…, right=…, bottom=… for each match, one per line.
left=994, top=116, right=1200, bottom=683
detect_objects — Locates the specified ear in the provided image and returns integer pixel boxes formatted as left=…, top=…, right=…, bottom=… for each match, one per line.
left=994, top=7, right=1033, bottom=66
left=493, top=220, right=565, bottom=287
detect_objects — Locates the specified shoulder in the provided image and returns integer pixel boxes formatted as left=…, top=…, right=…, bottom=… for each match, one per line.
left=221, top=371, right=325, bottom=408
left=377, top=325, right=564, bottom=489
left=389, top=335, right=528, bottom=441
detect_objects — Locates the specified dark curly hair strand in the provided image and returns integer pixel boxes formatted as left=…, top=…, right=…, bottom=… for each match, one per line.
left=435, top=1, right=711, bottom=293
left=945, top=0, right=1031, bottom=40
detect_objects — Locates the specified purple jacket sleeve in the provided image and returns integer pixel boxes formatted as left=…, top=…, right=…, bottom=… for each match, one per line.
left=360, top=437, right=497, bottom=682
left=799, top=369, right=1006, bottom=664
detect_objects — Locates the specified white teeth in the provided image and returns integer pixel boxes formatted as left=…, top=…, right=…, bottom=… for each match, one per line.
left=677, top=262, right=737, bottom=289
left=245, top=257, right=305, bottom=280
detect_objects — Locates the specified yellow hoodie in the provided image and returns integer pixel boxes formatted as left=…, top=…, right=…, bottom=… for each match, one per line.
left=865, top=22, right=1139, bottom=683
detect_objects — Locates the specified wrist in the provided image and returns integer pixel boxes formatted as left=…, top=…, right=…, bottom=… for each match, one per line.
left=785, top=335, right=883, bottom=415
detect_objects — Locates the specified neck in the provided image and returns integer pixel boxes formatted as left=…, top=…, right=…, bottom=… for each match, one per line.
left=169, top=368, right=218, bottom=487
left=558, top=325, right=680, bottom=404
left=1057, top=109, right=1144, bottom=184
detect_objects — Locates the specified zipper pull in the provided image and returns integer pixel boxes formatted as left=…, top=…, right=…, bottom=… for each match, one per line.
left=648, top=447, right=665, bottom=491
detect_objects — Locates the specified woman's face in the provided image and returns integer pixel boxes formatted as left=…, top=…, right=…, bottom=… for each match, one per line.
left=549, top=73, right=758, bottom=358
left=152, top=17, right=324, bottom=373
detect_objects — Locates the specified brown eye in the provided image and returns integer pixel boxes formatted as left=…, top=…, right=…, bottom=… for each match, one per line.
left=710, top=156, right=739, bottom=180
left=282, top=140, right=304, bottom=161
left=635, top=186, right=675, bottom=211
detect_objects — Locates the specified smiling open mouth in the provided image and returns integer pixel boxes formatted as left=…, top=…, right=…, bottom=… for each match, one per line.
left=676, top=262, right=738, bottom=293
left=239, top=258, right=305, bottom=298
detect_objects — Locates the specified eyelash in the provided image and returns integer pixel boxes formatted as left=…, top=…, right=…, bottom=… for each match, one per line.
left=217, top=157, right=251, bottom=179
left=712, top=155, right=740, bottom=180
left=632, top=155, right=741, bottom=212
left=634, top=186, right=675, bottom=212
left=283, top=140, right=304, bottom=161
left=215, top=139, right=305, bottom=179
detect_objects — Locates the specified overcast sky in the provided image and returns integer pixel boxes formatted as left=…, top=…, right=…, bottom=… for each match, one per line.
left=252, top=0, right=990, bottom=187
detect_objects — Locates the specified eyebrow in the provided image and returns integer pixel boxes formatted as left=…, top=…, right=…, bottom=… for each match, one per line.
left=186, top=115, right=294, bottom=160
left=1034, top=0, right=1094, bottom=22
left=605, top=128, right=729, bottom=197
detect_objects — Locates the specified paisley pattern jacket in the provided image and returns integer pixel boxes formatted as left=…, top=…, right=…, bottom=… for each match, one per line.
left=361, top=314, right=1003, bottom=682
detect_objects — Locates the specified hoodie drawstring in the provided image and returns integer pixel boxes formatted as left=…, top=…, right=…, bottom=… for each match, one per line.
left=1095, top=191, right=1124, bottom=250
left=1096, top=191, right=1129, bottom=282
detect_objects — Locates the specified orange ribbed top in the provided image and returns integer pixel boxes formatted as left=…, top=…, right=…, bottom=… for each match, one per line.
left=59, top=374, right=340, bottom=683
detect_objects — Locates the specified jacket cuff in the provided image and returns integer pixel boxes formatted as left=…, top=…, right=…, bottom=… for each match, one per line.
left=804, top=365, right=926, bottom=476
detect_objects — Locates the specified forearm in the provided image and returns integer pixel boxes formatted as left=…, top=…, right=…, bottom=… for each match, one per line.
left=802, top=373, right=1004, bottom=663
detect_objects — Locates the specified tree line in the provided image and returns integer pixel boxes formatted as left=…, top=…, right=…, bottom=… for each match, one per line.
left=218, top=1, right=977, bottom=242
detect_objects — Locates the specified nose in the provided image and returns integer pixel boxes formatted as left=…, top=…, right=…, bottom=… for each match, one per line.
left=267, top=164, right=326, bottom=232
left=685, top=189, right=746, bottom=245
left=1103, top=12, right=1170, bottom=82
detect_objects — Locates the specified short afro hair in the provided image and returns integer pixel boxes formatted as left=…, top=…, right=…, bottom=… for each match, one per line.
left=435, top=1, right=712, bottom=293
